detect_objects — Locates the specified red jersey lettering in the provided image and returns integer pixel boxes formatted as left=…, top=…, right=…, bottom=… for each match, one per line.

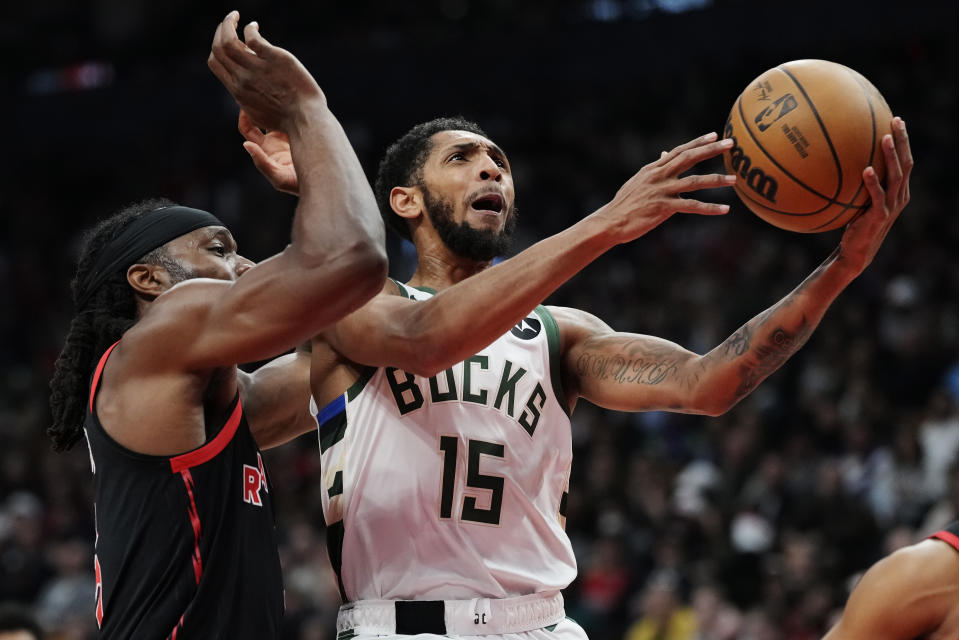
left=243, top=464, right=263, bottom=506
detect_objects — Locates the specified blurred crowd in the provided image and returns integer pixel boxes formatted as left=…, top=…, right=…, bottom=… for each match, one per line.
left=2, top=1, right=958, bottom=638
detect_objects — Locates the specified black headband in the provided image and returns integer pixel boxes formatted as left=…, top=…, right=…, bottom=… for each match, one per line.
left=76, top=205, right=224, bottom=308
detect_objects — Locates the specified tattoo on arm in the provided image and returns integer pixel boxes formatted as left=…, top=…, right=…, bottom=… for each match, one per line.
left=724, top=323, right=753, bottom=356
left=574, top=338, right=682, bottom=387
left=733, top=314, right=812, bottom=399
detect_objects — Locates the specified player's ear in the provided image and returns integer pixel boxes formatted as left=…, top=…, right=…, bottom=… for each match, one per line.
left=127, top=263, right=172, bottom=298
left=390, top=186, right=422, bottom=221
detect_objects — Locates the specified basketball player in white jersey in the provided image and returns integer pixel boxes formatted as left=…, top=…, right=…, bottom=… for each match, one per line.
left=242, top=102, right=911, bottom=636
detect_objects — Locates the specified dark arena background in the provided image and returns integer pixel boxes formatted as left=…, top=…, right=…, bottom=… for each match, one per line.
left=2, top=1, right=958, bottom=638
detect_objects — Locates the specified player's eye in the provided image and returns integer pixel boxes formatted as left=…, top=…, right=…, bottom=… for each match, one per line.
left=209, top=245, right=226, bottom=256
left=448, top=152, right=466, bottom=163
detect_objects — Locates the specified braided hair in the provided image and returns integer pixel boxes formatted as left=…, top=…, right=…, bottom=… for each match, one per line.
left=48, top=198, right=176, bottom=451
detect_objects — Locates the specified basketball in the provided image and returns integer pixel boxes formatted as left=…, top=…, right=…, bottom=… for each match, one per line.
left=722, top=59, right=892, bottom=233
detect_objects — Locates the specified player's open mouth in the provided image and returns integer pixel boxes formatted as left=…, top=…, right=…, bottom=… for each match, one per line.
left=470, top=193, right=505, bottom=215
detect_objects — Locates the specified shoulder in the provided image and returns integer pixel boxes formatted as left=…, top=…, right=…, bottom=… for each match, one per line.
left=134, top=278, right=232, bottom=332
left=545, top=305, right=614, bottom=352
left=835, top=538, right=958, bottom=638
left=876, top=537, right=959, bottom=585
left=119, top=279, right=232, bottom=370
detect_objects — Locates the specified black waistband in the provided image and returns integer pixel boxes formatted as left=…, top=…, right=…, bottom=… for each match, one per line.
left=395, top=600, right=446, bottom=634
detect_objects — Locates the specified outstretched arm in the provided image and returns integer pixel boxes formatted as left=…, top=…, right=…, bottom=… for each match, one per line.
left=561, top=118, right=912, bottom=415
left=134, top=13, right=386, bottom=370
left=323, top=133, right=736, bottom=376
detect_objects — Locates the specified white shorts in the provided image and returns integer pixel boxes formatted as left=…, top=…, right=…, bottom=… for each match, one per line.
left=337, top=616, right=588, bottom=640
left=335, top=592, right=587, bottom=639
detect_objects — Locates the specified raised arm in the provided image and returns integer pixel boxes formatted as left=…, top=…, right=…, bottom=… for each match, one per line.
left=135, top=13, right=386, bottom=369
left=561, top=118, right=911, bottom=415
left=822, top=539, right=957, bottom=639
left=323, top=133, right=736, bottom=376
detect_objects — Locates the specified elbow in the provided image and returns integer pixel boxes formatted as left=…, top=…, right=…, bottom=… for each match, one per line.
left=314, top=237, right=387, bottom=304
left=697, top=394, right=741, bottom=417
left=347, top=238, right=389, bottom=300
left=685, top=383, right=738, bottom=417
left=403, top=341, right=449, bottom=379
left=395, top=321, right=453, bottom=379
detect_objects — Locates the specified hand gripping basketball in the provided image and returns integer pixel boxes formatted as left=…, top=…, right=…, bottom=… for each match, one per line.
left=837, top=117, right=912, bottom=274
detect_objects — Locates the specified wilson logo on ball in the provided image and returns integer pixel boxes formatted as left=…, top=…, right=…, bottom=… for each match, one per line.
left=724, top=118, right=779, bottom=204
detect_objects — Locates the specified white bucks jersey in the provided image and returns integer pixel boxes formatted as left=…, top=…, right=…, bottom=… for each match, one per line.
left=312, top=282, right=577, bottom=602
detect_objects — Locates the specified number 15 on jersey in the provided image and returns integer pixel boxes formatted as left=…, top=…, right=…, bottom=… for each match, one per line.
left=438, top=436, right=505, bottom=526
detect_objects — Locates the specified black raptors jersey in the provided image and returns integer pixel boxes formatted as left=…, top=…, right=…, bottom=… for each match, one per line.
left=83, top=342, right=284, bottom=639
left=930, top=521, right=959, bottom=553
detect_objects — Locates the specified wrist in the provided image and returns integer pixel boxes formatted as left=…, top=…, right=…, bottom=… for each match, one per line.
left=824, top=250, right=862, bottom=288
left=580, top=205, right=627, bottom=249
left=284, top=96, right=331, bottom=138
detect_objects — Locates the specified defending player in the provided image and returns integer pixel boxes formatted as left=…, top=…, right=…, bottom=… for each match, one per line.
left=823, top=522, right=959, bottom=639
left=246, top=109, right=911, bottom=637
left=47, top=13, right=386, bottom=638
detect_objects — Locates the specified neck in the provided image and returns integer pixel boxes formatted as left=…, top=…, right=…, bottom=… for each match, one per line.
left=407, top=243, right=493, bottom=290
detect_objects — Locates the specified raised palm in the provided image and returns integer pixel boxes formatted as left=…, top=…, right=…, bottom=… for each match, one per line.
left=239, top=110, right=298, bottom=195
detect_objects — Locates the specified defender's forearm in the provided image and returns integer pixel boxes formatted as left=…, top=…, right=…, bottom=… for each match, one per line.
left=408, top=215, right=619, bottom=375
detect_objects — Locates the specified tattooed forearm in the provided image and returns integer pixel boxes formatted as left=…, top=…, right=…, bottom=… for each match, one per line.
left=575, top=339, right=682, bottom=386
left=733, top=315, right=813, bottom=398
left=724, top=324, right=752, bottom=357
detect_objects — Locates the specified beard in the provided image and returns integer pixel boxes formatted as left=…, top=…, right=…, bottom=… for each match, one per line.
left=421, top=185, right=517, bottom=262
left=155, top=253, right=197, bottom=285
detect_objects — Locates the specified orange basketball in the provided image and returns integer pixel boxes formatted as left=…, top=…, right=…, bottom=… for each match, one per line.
left=722, top=59, right=892, bottom=233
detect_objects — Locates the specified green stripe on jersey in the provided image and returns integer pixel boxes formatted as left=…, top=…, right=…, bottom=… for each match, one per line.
left=391, top=278, right=412, bottom=298
left=346, top=366, right=376, bottom=401
left=534, top=305, right=570, bottom=417
left=328, top=470, right=344, bottom=497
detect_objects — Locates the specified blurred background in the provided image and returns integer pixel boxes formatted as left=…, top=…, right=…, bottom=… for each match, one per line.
left=2, top=0, right=958, bottom=638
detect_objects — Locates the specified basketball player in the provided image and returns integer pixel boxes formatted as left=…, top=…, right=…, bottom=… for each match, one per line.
left=47, top=13, right=386, bottom=638
left=244, top=87, right=911, bottom=639
left=823, top=522, right=959, bottom=638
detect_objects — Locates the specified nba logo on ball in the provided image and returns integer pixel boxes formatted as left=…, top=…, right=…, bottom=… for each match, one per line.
left=722, top=59, right=893, bottom=233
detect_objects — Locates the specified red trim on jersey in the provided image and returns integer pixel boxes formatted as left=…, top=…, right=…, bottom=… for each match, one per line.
left=94, top=554, right=104, bottom=627
left=179, top=469, right=204, bottom=584
left=932, top=529, right=959, bottom=552
left=89, top=341, right=121, bottom=413
left=169, top=613, right=185, bottom=640
left=169, top=398, right=243, bottom=473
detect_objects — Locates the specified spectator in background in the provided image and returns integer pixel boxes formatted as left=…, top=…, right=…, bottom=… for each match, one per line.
left=0, top=493, right=49, bottom=605
left=0, top=603, right=42, bottom=640
left=33, top=538, right=93, bottom=638
left=918, top=388, right=959, bottom=501
left=624, top=570, right=695, bottom=640
left=919, top=456, right=959, bottom=536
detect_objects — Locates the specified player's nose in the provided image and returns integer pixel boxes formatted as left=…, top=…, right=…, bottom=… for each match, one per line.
left=235, top=255, right=255, bottom=277
left=478, top=155, right=502, bottom=182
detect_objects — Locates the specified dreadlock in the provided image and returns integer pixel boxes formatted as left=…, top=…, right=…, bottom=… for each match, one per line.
left=48, top=198, right=176, bottom=451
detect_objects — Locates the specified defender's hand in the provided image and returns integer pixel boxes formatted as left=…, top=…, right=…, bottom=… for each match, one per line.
left=208, top=11, right=324, bottom=133
left=239, top=110, right=299, bottom=195
left=595, top=132, right=736, bottom=244
left=838, top=117, right=912, bottom=274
